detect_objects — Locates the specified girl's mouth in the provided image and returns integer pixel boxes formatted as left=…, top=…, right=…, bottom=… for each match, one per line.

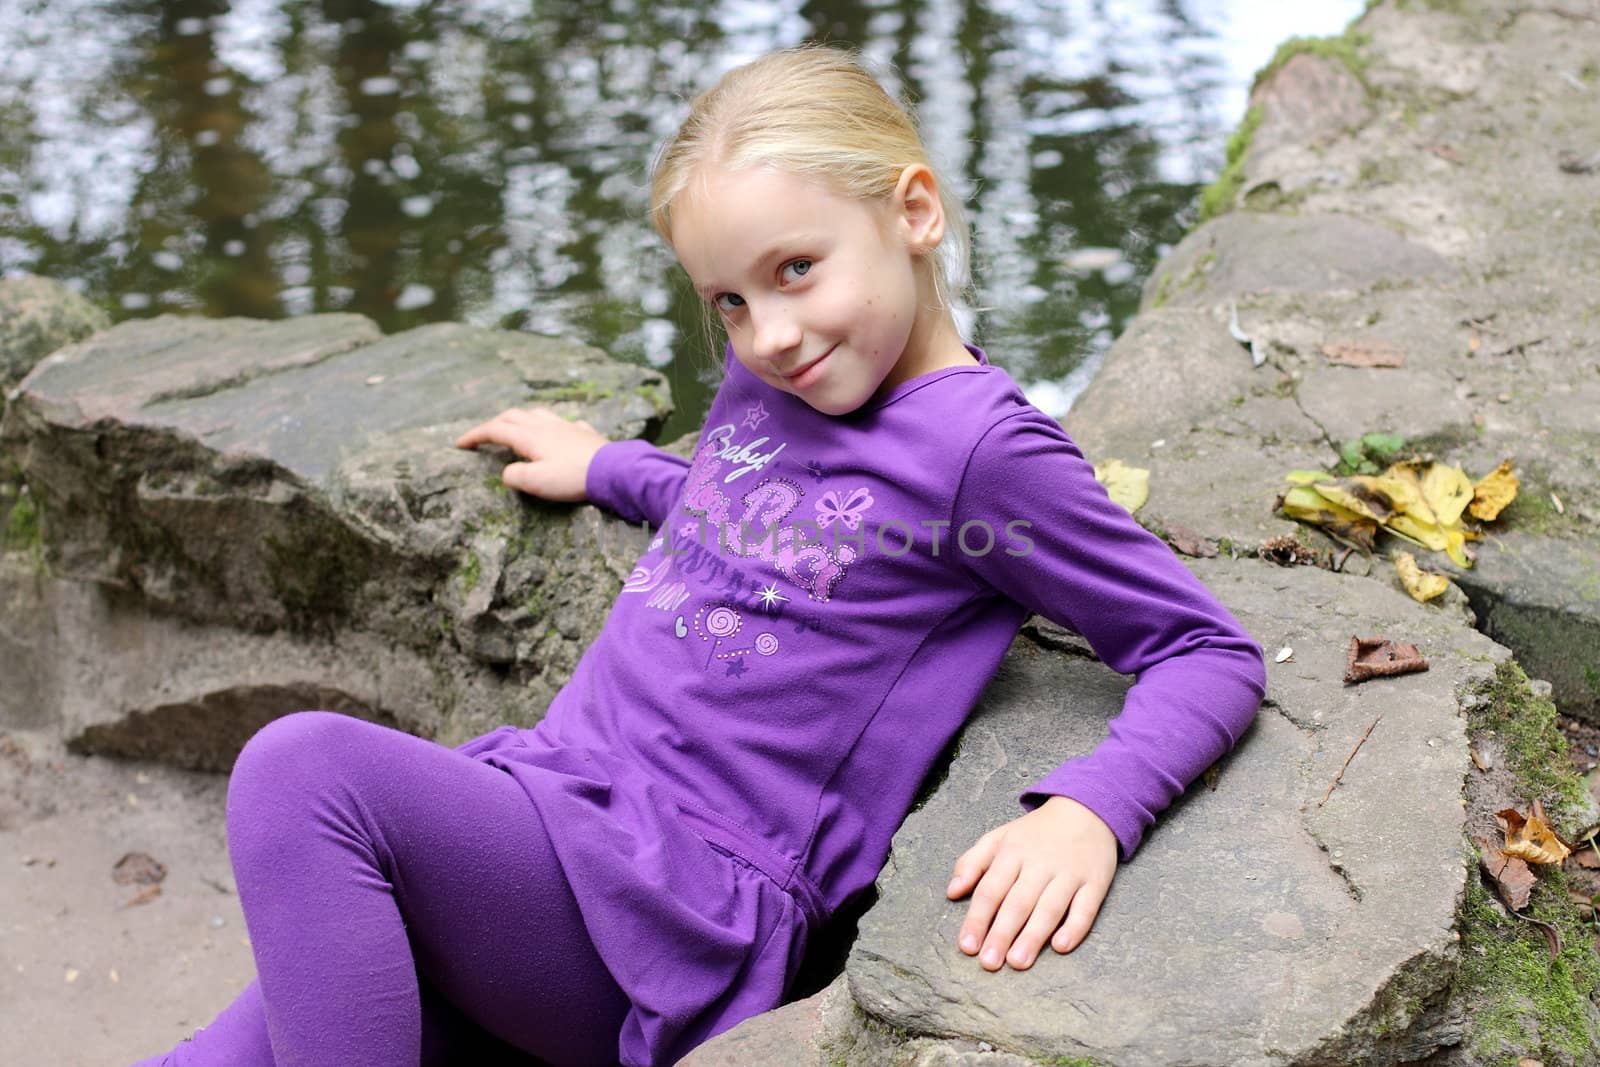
left=784, top=345, right=835, bottom=387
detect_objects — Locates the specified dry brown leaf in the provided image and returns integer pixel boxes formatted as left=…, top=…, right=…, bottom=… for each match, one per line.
left=123, top=884, right=163, bottom=908
left=1344, top=636, right=1429, bottom=685
left=112, top=852, right=167, bottom=886
left=1496, top=800, right=1573, bottom=865
left=1476, top=834, right=1537, bottom=911
left=1576, top=848, right=1600, bottom=870
left=1322, top=340, right=1406, bottom=368
left=1165, top=523, right=1219, bottom=558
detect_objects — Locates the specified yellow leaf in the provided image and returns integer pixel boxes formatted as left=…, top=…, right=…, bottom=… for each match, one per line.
left=1387, top=512, right=1451, bottom=552
left=1279, top=486, right=1379, bottom=551
left=1382, top=462, right=1441, bottom=526
left=1307, top=477, right=1397, bottom=523
left=1284, top=470, right=1335, bottom=486
left=1093, top=459, right=1149, bottom=514
left=1394, top=551, right=1449, bottom=602
left=1421, top=463, right=1474, bottom=527
left=1442, top=526, right=1473, bottom=569
left=1469, top=459, right=1519, bottom=521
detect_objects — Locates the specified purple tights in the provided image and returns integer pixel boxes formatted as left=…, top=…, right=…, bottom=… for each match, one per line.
left=131, top=711, right=632, bottom=1067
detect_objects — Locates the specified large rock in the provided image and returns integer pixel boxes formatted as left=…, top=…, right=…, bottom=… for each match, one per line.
left=0, top=314, right=670, bottom=759
left=0, top=274, right=109, bottom=392
left=1118, top=0, right=1600, bottom=719
left=844, top=557, right=1502, bottom=1066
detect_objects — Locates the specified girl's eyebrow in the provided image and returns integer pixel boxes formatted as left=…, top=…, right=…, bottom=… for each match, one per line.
left=693, top=235, right=823, bottom=297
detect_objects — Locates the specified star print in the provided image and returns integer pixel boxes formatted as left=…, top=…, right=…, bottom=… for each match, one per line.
left=755, top=583, right=790, bottom=611
left=743, top=401, right=770, bottom=430
left=725, top=658, right=749, bottom=677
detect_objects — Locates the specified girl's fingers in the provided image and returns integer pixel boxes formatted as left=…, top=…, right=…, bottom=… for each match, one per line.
left=977, top=871, right=1049, bottom=971
left=1051, top=875, right=1111, bottom=955
left=1007, top=877, right=1077, bottom=969
left=956, top=852, right=1020, bottom=961
left=947, top=829, right=1000, bottom=898
left=500, top=461, right=551, bottom=498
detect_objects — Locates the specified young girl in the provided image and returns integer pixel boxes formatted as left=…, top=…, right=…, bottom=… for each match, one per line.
left=133, top=45, right=1264, bottom=1067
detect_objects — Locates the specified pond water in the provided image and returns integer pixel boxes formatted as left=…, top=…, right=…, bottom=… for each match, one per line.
left=0, top=0, right=1363, bottom=440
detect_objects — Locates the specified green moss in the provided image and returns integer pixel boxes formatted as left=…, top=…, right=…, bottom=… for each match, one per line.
left=1499, top=486, right=1583, bottom=538
left=1151, top=271, right=1173, bottom=308
left=1198, top=105, right=1264, bottom=222
left=1447, top=661, right=1600, bottom=1061
left=1471, top=661, right=1590, bottom=824
left=482, top=473, right=509, bottom=496
left=533, top=380, right=613, bottom=404
left=1580, top=60, right=1599, bottom=85
left=1250, top=31, right=1373, bottom=97
left=1454, top=863, right=1600, bottom=1062
left=3, top=487, right=41, bottom=552
left=455, top=550, right=483, bottom=592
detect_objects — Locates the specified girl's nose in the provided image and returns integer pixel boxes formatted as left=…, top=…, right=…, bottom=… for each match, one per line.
left=749, top=302, right=801, bottom=364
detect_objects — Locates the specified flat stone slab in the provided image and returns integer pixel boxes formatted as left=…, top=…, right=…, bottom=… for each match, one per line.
left=1064, top=306, right=1332, bottom=551
left=846, top=556, right=1506, bottom=1066
left=1, top=312, right=665, bottom=757
left=1142, top=212, right=1455, bottom=313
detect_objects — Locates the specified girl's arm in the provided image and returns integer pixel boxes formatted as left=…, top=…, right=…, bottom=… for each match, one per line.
left=454, top=407, right=690, bottom=529
left=944, top=405, right=1265, bottom=970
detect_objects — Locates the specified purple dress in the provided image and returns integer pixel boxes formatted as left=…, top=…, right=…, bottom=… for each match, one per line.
left=460, top=344, right=1265, bottom=1065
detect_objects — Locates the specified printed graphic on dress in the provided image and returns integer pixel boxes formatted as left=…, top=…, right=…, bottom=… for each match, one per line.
left=686, top=601, right=780, bottom=673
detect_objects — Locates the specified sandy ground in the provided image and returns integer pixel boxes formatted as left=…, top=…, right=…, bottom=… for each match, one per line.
left=0, top=730, right=253, bottom=1066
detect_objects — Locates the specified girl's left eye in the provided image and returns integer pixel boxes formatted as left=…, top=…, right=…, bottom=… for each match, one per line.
left=781, top=259, right=812, bottom=282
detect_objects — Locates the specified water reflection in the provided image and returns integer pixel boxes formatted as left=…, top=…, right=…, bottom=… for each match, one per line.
left=0, top=0, right=1362, bottom=438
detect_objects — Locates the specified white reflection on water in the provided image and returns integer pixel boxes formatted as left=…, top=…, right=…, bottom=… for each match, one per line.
left=0, top=0, right=1365, bottom=418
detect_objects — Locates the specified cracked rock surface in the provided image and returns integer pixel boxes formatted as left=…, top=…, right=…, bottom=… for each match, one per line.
left=842, top=559, right=1502, bottom=1066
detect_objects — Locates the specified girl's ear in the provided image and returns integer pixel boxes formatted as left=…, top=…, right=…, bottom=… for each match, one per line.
left=893, top=164, right=946, bottom=255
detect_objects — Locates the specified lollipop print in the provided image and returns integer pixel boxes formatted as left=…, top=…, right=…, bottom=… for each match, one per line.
left=754, top=632, right=779, bottom=656
left=694, top=602, right=744, bottom=668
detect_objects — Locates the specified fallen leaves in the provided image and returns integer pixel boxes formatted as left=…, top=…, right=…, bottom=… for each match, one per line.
left=1476, top=833, right=1538, bottom=911
left=1496, top=800, right=1573, bottom=866
left=113, top=851, right=167, bottom=908
left=1276, top=456, right=1519, bottom=570
left=1394, top=551, right=1449, bottom=602
left=1163, top=522, right=1218, bottom=558
left=1093, top=459, right=1149, bottom=514
left=1469, top=459, right=1519, bottom=521
left=1344, top=636, right=1429, bottom=685
left=112, top=852, right=166, bottom=886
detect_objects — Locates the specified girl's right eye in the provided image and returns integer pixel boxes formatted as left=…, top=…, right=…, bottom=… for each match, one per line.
left=713, top=292, right=745, bottom=314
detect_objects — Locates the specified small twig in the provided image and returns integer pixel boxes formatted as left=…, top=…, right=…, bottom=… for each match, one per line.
left=1320, top=714, right=1382, bottom=806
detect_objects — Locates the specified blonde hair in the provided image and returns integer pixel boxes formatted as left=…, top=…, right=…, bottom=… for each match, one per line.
left=650, top=45, right=972, bottom=314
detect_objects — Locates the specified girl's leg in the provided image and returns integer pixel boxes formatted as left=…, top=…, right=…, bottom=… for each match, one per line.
left=137, top=969, right=531, bottom=1067
left=141, top=711, right=631, bottom=1067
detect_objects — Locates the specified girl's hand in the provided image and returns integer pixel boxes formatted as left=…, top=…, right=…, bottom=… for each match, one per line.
left=453, top=407, right=608, bottom=503
left=946, top=795, right=1118, bottom=971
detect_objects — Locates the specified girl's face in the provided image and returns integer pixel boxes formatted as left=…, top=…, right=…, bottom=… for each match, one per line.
left=669, top=163, right=942, bottom=416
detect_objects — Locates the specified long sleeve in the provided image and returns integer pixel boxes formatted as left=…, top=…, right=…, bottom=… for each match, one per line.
left=952, top=407, right=1266, bottom=860
left=584, top=438, right=693, bottom=530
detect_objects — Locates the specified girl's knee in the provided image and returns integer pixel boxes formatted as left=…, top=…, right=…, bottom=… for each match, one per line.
left=227, top=710, right=351, bottom=807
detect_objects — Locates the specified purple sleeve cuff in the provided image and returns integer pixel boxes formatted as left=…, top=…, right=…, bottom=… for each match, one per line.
left=584, top=439, right=691, bottom=528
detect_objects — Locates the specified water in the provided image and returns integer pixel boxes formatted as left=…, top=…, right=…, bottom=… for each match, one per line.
left=0, top=0, right=1364, bottom=441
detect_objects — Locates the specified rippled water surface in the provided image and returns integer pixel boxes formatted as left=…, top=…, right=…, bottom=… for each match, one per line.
left=0, top=0, right=1363, bottom=437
